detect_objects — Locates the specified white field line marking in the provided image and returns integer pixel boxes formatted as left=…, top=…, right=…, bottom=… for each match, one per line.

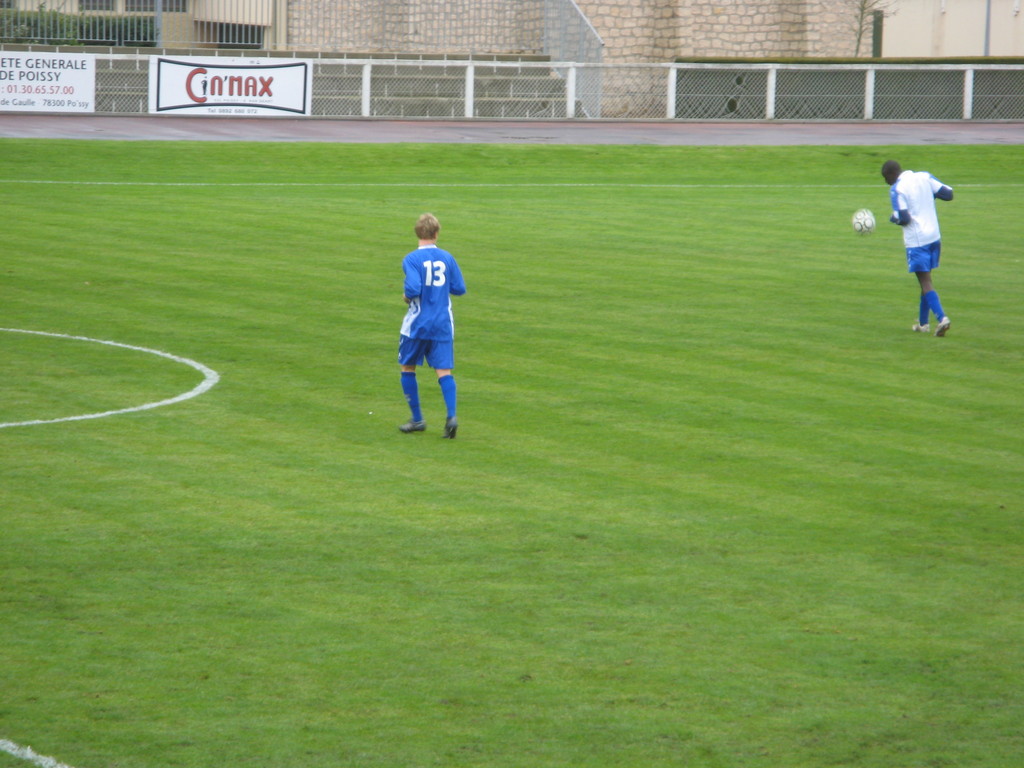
left=0, top=179, right=1020, bottom=189
left=0, top=739, right=78, bottom=768
left=0, top=328, right=220, bottom=430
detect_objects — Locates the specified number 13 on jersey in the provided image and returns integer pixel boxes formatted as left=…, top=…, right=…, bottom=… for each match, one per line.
left=423, top=260, right=447, bottom=287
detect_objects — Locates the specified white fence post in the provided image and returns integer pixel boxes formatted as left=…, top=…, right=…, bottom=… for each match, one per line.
left=765, top=66, right=777, bottom=120
left=361, top=63, right=372, bottom=118
left=465, top=64, right=475, bottom=118
left=566, top=66, right=577, bottom=118
left=666, top=66, right=677, bottom=119
left=963, top=68, right=974, bottom=120
left=864, top=68, right=875, bottom=120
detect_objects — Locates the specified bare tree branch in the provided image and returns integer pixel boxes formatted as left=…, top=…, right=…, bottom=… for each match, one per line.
left=851, top=0, right=898, bottom=57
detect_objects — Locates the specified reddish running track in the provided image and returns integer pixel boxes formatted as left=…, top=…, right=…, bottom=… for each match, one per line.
left=1, top=113, right=1023, bottom=144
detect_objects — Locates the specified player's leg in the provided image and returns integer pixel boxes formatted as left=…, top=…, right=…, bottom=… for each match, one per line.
left=912, top=268, right=936, bottom=332
left=910, top=244, right=949, bottom=336
left=915, top=271, right=939, bottom=317
left=427, top=341, right=458, bottom=439
left=436, top=369, right=457, bottom=437
left=924, top=243, right=950, bottom=336
left=399, top=364, right=426, bottom=431
left=398, top=337, right=426, bottom=432
left=913, top=293, right=930, bottom=332
left=915, top=274, right=950, bottom=336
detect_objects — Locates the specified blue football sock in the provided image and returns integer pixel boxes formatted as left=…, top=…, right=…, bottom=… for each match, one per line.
left=924, top=290, right=945, bottom=321
left=401, top=371, right=422, bottom=422
left=919, top=295, right=930, bottom=326
left=438, top=374, right=457, bottom=419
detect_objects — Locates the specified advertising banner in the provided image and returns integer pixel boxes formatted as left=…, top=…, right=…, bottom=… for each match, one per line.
left=150, top=57, right=313, bottom=116
left=0, top=52, right=95, bottom=112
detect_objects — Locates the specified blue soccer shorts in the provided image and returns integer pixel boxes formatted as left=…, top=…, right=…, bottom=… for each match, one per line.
left=906, top=241, right=941, bottom=273
left=398, top=335, right=455, bottom=370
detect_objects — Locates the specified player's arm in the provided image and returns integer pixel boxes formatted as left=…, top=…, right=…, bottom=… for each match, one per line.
left=889, top=187, right=910, bottom=226
left=403, top=258, right=422, bottom=302
left=448, top=260, right=466, bottom=297
left=929, top=174, right=953, bottom=201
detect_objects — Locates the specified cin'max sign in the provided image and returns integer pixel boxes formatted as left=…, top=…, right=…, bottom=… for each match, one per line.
left=150, top=57, right=312, bottom=116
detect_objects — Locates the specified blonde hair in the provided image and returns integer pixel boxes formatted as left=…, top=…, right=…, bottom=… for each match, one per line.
left=415, top=213, right=440, bottom=240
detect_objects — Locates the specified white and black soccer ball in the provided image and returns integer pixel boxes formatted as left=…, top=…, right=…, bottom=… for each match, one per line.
left=852, top=208, right=875, bottom=235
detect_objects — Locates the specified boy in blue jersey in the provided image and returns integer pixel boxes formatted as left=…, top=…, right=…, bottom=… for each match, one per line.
left=397, top=213, right=466, bottom=438
left=881, top=160, right=954, bottom=337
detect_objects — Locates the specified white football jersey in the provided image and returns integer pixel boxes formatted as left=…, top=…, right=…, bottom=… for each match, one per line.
left=889, top=170, right=949, bottom=248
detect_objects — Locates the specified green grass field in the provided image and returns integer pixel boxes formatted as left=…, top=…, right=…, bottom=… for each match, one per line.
left=1, top=138, right=1022, bottom=768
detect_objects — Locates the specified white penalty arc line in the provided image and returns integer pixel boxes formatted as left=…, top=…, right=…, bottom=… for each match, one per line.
left=0, top=328, right=220, bottom=430
left=0, top=739, right=78, bottom=768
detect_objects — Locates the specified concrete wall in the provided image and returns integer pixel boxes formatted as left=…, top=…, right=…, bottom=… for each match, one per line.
left=883, top=0, right=1024, bottom=57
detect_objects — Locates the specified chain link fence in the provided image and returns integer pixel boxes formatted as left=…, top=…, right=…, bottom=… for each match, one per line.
left=8, top=49, right=1024, bottom=120
left=669, top=63, right=1024, bottom=121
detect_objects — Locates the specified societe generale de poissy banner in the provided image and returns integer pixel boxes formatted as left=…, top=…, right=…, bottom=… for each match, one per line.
left=0, top=52, right=95, bottom=112
left=150, top=57, right=312, bottom=116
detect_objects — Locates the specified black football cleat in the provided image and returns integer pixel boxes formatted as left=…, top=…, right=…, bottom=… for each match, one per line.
left=442, top=417, right=458, bottom=439
left=399, top=420, right=426, bottom=433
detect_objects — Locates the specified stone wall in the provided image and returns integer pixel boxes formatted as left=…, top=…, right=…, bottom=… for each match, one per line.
left=282, top=1, right=862, bottom=60
left=575, top=0, right=860, bottom=62
left=286, top=0, right=543, bottom=54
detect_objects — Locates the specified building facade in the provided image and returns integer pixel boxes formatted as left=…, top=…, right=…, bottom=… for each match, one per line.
left=882, top=0, right=1024, bottom=57
left=3, top=0, right=1023, bottom=58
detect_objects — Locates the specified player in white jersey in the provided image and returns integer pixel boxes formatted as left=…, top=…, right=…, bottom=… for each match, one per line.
left=397, top=213, right=466, bottom=438
left=882, top=160, right=954, bottom=337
